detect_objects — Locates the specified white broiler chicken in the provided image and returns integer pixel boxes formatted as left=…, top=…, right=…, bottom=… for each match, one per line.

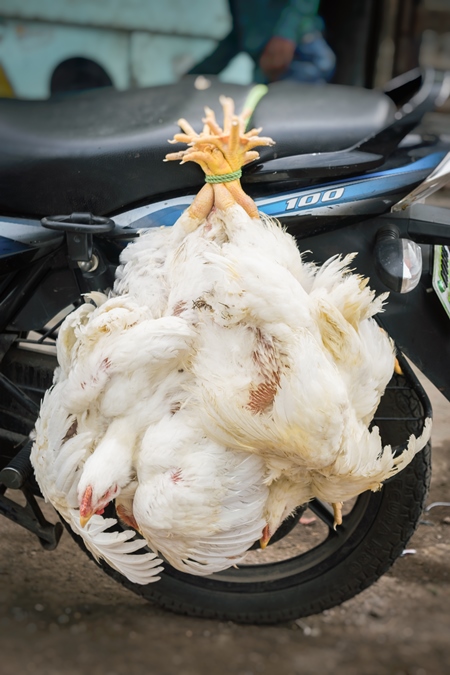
left=162, top=96, right=432, bottom=537
left=32, top=291, right=195, bottom=583
left=31, top=381, right=164, bottom=584
left=131, top=407, right=268, bottom=575
left=187, top=231, right=431, bottom=532
left=31, top=93, right=432, bottom=584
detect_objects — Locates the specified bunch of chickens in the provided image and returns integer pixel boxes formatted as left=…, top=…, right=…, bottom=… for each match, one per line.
left=31, top=95, right=431, bottom=584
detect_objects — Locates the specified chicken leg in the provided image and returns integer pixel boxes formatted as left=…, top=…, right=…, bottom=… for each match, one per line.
left=332, top=501, right=343, bottom=529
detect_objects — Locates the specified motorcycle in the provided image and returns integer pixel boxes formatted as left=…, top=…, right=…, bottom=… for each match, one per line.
left=0, top=67, right=449, bottom=624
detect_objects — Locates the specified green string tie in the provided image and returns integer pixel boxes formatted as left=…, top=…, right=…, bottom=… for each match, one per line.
left=205, top=169, right=242, bottom=184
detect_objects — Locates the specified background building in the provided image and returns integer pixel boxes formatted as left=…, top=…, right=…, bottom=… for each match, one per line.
left=0, top=0, right=449, bottom=98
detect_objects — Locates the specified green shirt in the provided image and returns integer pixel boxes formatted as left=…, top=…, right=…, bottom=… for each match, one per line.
left=189, top=0, right=325, bottom=75
left=231, top=0, right=324, bottom=58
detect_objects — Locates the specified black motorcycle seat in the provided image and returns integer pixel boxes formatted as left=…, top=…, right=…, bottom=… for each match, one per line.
left=0, top=77, right=396, bottom=217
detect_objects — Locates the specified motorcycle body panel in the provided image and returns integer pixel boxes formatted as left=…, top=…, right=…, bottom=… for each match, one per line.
left=0, top=216, right=63, bottom=274
left=0, top=217, right=79, bottom=331
left=112, top=151, right=446, bottom=230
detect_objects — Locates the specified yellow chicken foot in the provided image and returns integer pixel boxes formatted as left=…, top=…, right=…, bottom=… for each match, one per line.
left=332, top=501, right=343, bottom=529
left=165, top=95, right=274, bottom=218
left=210, top=181, right=236, bottom=212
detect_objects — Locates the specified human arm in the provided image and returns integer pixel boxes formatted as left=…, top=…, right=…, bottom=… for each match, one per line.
left=259, top=0, right=324, bottom=82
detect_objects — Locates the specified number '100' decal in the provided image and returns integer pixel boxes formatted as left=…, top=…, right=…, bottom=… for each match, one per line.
left=285, top=187, right=345, bottom=211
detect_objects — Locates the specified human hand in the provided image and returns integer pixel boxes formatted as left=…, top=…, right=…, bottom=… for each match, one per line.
left=259, top=36, right=296, bottom=82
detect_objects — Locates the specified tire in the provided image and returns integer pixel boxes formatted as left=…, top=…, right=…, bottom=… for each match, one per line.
left=2, top=342, right=432, bottom=624
left=88, top=445, right=431, bottom=624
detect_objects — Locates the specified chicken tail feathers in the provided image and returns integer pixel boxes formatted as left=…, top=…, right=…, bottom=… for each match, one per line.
left=391, top=416, right=432, bottom=475
left=311, top=254, right=388, bottom=327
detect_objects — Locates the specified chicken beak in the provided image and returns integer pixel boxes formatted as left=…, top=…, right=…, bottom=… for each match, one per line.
left=79, top=513, right=94, bottom=528
left=260, top=524, right=271, bottom=549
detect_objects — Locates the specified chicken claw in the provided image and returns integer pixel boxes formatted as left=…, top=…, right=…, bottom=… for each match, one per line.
left=332, top=501, right=343, bottom=529
left=165, top=95, right=274, bottom=218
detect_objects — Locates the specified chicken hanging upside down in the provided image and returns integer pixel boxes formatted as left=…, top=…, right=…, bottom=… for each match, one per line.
left=31, top=94, right=431, bottom=584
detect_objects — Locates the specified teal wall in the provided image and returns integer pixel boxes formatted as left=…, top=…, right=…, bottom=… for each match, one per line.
left=0, top=0, right=230, bottom=38
left=0, top=0, right=253, bottom=98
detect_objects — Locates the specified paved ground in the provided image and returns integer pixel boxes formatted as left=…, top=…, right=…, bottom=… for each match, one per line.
left=0, top=372, right=449, bottom=675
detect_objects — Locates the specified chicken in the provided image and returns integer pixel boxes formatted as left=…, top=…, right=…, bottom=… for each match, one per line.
left=192, top=237, right=431, bottom=527
left=31, top=383, right=163, bottom=584
left=163, top=96, right=432, bottom=535
left=32, top=292, right=194, bottom=583
left=132, top=408, right=268, bottom=575
left=31, top=94, right=432, bottom=583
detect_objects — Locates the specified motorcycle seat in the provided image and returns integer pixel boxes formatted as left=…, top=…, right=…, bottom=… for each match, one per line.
left=0, top=77, right=396, bottom=218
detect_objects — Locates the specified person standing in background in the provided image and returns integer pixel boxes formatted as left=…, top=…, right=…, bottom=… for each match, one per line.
left=189, top=0, right=335, bottom=84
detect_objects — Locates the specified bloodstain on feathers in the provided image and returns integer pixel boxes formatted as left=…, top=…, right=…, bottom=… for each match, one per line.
left=247, top=329, right=280, bottom=413
left=170, top=468, right=183, bottom=483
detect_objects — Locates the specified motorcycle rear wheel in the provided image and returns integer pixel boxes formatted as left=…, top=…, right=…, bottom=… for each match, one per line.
left=85, top=444, right=431, bottom=624
left=1, top=344, right=431, bottom=624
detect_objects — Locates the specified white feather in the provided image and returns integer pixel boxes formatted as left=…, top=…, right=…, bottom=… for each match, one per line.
left=133, top=409, right=269, bottom=575
left=31, top=385, right=163, bottom=584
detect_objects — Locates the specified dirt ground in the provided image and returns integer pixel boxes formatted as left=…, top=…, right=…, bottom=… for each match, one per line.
left=0, top=373, right=448, bottom=675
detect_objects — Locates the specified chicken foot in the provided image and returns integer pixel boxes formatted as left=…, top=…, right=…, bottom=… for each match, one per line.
left=165, top=95, right=274, bottom=219
left=332, top=501, right=343, bottom=529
